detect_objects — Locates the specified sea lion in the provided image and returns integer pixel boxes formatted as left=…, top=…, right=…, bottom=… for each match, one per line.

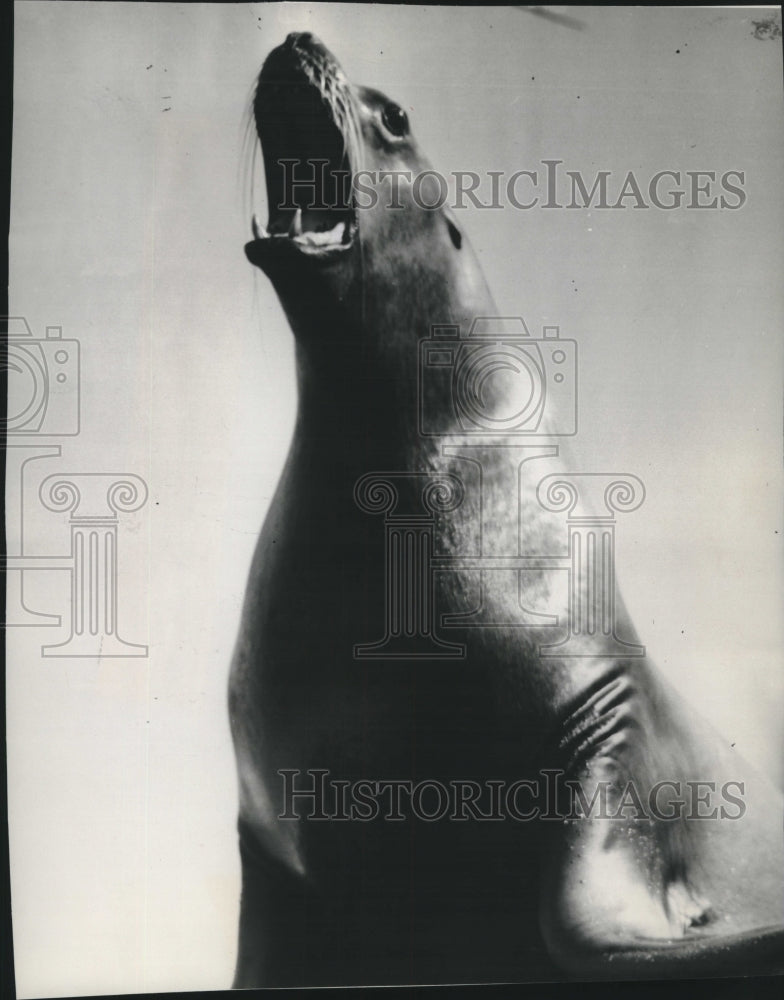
left=230, top=32, right=784, bottom=987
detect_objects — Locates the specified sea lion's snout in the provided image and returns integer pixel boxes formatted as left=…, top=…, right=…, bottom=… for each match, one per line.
left=246, top=33, right=359, bottom=268
left=281, top=31, right=327, bottom=60
left=260, top=32, right=338, bottom=86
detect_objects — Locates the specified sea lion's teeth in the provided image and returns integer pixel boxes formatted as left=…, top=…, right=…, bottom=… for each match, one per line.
left=251, top=214, right=267, bottom=239
left=289, top=208, right=303, bottom=237
left=316, top=221, right=346, bottom=245
left=292, top=221, right=348, bottom=247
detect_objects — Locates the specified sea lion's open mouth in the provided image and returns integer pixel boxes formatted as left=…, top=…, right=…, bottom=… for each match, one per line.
left=246, top=33, right=358, bottom=265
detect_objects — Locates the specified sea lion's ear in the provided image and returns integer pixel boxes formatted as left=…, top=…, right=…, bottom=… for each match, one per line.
left=444, top=210, right=462, bottom=250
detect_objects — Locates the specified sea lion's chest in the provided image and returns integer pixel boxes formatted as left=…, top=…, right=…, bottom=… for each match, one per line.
left=231, top=455, right=527, bottom=770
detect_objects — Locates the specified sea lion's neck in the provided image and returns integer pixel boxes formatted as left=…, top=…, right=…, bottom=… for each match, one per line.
left=289, top=246, right=502, bottom=469
left=292, top=349, right=431, bottom=471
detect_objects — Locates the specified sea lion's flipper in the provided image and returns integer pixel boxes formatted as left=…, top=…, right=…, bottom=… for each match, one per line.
left=545, top=921, right=784, bottom=979
left=542, top=846, right=784, bottom=978
left=539, top=743, right=784, bottom=977
left=541, top=838, right=784, bottom=977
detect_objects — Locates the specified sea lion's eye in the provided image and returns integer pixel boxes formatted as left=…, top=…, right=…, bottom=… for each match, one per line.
left=382, top=103, right=409, bottom=137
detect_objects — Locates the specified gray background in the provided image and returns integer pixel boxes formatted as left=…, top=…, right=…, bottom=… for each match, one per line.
left=8, top=3, right=784, bottom=995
